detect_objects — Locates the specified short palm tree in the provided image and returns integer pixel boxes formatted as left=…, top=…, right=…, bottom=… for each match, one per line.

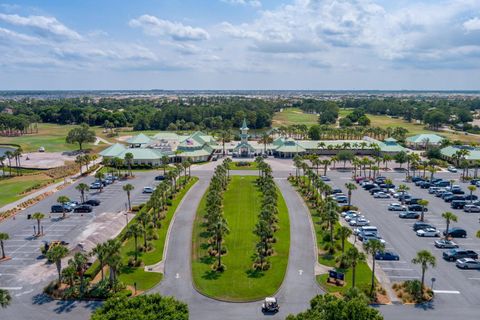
left=345, top=182, right=357, bottom=207
left=364, top=239, right=385, bottom=297
left=126, top=223, right=143, bottom=263
left=92, top=242, right=107, bottom=281
left=397, top=184, right=409, bottom=205
left=68, top=252, right=88, bottom=295
left=161, top=155, right=169, bottom=175
left=75, top=183, right=89, bottom=203
left=442, top=211, right=458, bottom=238
left=31, top=212, right=45, bottom=235
left=124, top=152, right=134, bottom=176
left=412, top=250, right=436, bottom=294
left=94, top=171, right=105, bottom=192
left=468, top=185, right=477, bottom=203
left=57, top=195, right=70, bottom=219
left=342, top=246, right=366, bottom=288
left=123, top=184, right=134, bottom=211
left=0, top=232, right=9, bottom=259
left=46, top=245, right=69, bottom=283
left=0, top=289, right=11, bottom=309
left=336, top=226, right=352, bottom=254
left=417, top=199, right=429, bottom=222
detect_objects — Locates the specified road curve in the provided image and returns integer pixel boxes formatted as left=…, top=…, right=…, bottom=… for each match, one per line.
left=152, top=171, right=322, bottom=320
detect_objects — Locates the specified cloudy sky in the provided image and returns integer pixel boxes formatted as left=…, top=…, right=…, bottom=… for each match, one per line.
left=0, top=0, right=479, bottom=90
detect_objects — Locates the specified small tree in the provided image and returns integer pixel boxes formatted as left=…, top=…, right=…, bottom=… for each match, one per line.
left=342, top=246, right=366, bottom=288
left=442, top=211, right=458, bottom=238
left=57, top=195, right=71, bottom=219
left=468, top=185, right=477, bottom=203
left=75, top=183, right=89, bottom=203
left=0, top=233, right=9, bottom=259
left=65, top=123, right=96, bottom=150
left=364, top=239, right=385, bottom=297
left=31, top=212, right=45, bottom=235
left=123, top=184, right=134, bottom=211
left=336, top=226, right=352, bottom=254
left=0, top=289, right=11, bottom=309
left=46, top=245, right=69, bottom=283
left=124, top=152, right=134, bottom=176
left=417, top=199, right=428, bottom=222
left=412, top=250, right=436, bottom=295
left=126, top=223, right=143, bottom=263
left=394, top=151, right=408, bottom=169
left=337, top=150, right=355, bottom=168
left=95, top=172, right=105, bottom=192
left=345, top=182, right=357, bottom=206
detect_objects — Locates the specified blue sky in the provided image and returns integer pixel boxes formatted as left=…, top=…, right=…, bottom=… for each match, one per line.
left=0, top=0, right=479, bottom=90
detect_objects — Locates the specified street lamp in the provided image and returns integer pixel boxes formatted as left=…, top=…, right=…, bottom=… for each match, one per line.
left=431, top=277, right=436, bottom=291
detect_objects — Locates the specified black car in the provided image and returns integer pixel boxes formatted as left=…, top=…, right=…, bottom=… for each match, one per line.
left=408, top=204, right=427, bottom=212
left=435, top=181, right=450, bottom=187
left=451, top=200, right=467, bottom=209
left=331, top=188, right=343, bottom=194
left=443, top=227, right=467, bottom=238
left=84, top=199, right=101, bottom=206
left=451, top=189, right=465, bottom=195
left=399, top=211, right=420, bottom=219
left=413, top=222, right=434, bottom=231
left=155, top=175, right=165, bottom=181
left=73, top=205, right=93, bottom=213
left=369, top=187, right=382, bottom=195
left=465, top=195, right=478, bottom=201
left=470, top=179, right=480, bottom=185
left=375, top=251, right=400, bottom=261
left=51, top=204, right=72, bottom=213
left=364, top=184, right=378, bottom=191
left=443, top=249, right=478, bottom=261
left=420, top=182, right=431, bottom=189
left=411, top=177, right=423, bottom=183
left=444, top=195, right=465, bottom=203
left=405, top=198, right=422, bottom=205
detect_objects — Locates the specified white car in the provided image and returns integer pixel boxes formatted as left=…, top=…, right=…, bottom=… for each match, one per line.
left=388, top=203, right=406, bottom=211
left=416, top=228, right=440, bottom=237
left=456, top=258, right=480, bottom=269
left=447, top=166, right=458, bottom=173
left=374, top=192, right=390, bottom=199
left=345, top=213, right=364, bottom=222
left=341, top=210, right=359, bottom=218
left=349, top=218, right=370, bottom=227
left=143, top=186, right=155, bottom=193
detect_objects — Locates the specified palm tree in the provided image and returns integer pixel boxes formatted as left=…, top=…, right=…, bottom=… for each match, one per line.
left=104, top=239, right=122, bottom=287
left=336, top=226, right=352, bottom=254
left=345, top=182, right=357, bottom=207
left=397, top=184, right=410, bottom=205
left=124, top=152, right=134, bottom=176
left=212, top=218, right=229, bottom=271
left=342, top=246, right=366, bottom=288
left=126, top=223, right=143, bottom=263
left=0, top=232, right=9, bottom=259
left=92, top=243, right=107, bottom=281
left=0, top=289, right=11, bottom=309
left=412, top=250, right=436, bottom=294
left=75, top=183, right=89, bottom=203
left=68, top=252, right=88, bottom=295
left=57, top=195, right=71, bottom=219
left=123, top=184, right=134, bottom=211
left=31, top=212, right=45, bottom=235
left=46, top=245, right=69, bottom=283
left=417, top=199, right=429, bottom=222
left=4, top=150, right=13, bottom=176
left=259, top=131, right=272, bottom=155
left=161, top=155, right=170, bottom=175
left=75, top=155, right=85, bottom=175
left=468, top=185, right=477, bottom=204
left=364, top=239, right=385, bottom=297
left=218, top=130, right=232, bottom=156
left=442, top=211, right=458, bottom=238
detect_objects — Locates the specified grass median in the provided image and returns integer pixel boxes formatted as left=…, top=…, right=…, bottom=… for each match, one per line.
left=192, top=175, right=290, bottom=301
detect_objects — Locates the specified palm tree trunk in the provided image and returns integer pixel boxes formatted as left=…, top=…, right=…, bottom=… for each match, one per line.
left=56, top=261, right=62, bottom=283
left=1, top=241, right=5, bottom=259
left=134, top=236, right=138, bottom=262
left=370, top=259, right=376, bottom=296
left=352, top=265, right=356, bottom=288
left=421, top=268, right=425, bottom=293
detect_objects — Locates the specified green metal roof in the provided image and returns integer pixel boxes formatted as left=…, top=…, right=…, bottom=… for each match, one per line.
left=276, top=144, right=306, bottom=153
left=99, top=143, right=127, bottom=157
left=406, top=134, right=444, bottom=144
left=178, top=149, right=211, bottom=157
left=152, top=132, right=181, bottom=140
left=118, top=148, right=164, bottom=160
left=126, top=133, right=152, bottom=145
left=384, top=137, right=398, bottom=143
left=233, top=141, right=256, bottom=152
left=240, top=118, right=249, bottom=130
left=441, top=146, right=480, bottom=161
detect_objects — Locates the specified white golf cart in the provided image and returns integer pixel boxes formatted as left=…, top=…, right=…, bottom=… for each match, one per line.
left=261, top=297, right=279, bottom=313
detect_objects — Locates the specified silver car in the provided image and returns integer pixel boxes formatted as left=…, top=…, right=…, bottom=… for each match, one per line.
left=434, top=239, right=458, bottom=249
left=456, top=258, right=480, bottom=269
left=464, top=204, right=480, bottom=213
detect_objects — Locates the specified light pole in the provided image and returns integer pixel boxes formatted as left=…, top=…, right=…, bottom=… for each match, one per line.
left=431, top=277, right=436, bottom=291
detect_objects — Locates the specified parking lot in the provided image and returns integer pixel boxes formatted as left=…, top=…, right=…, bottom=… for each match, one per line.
left=326, top=169, right=480, bottom=307
left=0, top=170, right=163, bottom=295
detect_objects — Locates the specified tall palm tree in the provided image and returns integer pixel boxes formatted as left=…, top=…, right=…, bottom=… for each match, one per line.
left=345, top=182, right=357, bottom=207
left=364, top=239, right=385, bottom=297
left=31, top=212, right=45, bottom=235
left=75, top=155, right=85, bottom=175
left=212, top=218, right=229, bottom=271
left=259, top=131, right=272, bottom=155
left=75, top=183, right=89, bottom=203
left=442, top=211, right=458, bottom=238
left=0, top=232, right=9, bottom=259
left=126, top=223, right=143, bottom=263
left=397, top=184, right=410, bottom=205
left=123, top=184, right=134, bottom=211
left=4, top=150, right=13, bottom=176
left=104, top=239, right=122, bottom=287
left=161, top=155, right=170, bottom=175
left=468, top=185, right=477, bottom=204
left=46, top=245, right=69, bottom=283
left=0, top=289, right=11, bottom=309
left=124, top=152, right=134, bottom=176
left=57, top=195, right=71, bottom=219
left=92, top=243, right=107, bottom=281
left=94, top=171, right=105, bottom=192
left=68, top=252, right=88, bottom=295
left=342, top=246, right=366, bottom=288
left=412, top=250, right=436, bottom=294
left=0, top=155, right=6, bottom=177
left=418, top=199, right=429, bottom=222
left=336, top=226, right=352, bottom=254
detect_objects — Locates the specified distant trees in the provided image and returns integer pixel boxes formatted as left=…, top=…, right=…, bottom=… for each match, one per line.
left=66, top=124, right=96, bottom=150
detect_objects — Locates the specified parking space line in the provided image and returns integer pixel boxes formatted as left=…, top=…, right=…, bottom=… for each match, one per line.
left=382, top=268, right=414, bottom=271
left=468, top=278, right=480, bottom=280
left=433, top=290, right=461, bottom=294
left=388, top=275, right=420, bottom=279
left=0, top=287, right=22, bottom=290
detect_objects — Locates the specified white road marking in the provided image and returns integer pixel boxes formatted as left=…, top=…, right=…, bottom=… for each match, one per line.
left=433, top=290, right=461, bottom=294
left=175, top=273, right=180, bottom=279
left=15, top=289, right=33, bottom=297
left=0, top=287, right=22, bottom=290
left=468, top=278, right=480, bottom=280
left=298, top=269, right=303, bottom=275
left=382, top=268, right=414, bottom=271
left=388, top=276, right=420, bottom=279
left=0, top=273, right=15, bottom=276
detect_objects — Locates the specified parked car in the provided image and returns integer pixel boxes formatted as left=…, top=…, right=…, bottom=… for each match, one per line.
left=349, top=218, right=370, bottom=227
left=445, top=195, right=466, bottom=203
left=341, top=210, right=359, bottom=218
left=320, top=176, right=330, bottom=181
left=434, top=239, right=459, bottom=249
left=354, top=226, right=378, bottom=236
left=420, top=182, right=431, bottom=189
left=447, top=166, right=458, bottom=173
left=399, top=211, right=420, bottom=219
left=470, top=179, right=480, bottom=185
left=375, top=251, right=400, bottom=261
left=428, top=187, right=440, bottom=194
left=456, top=258, right=480, bottom=269
left=416, top=228, right=440, bottom=237
left=73, top=205, right=93, bottom=213
left=143, top=187, right=155, bottom=193
left=388, top=203, right=406, bottom=211
left=443, top=227, right=467, bottom=238
left=434, top=181, right=450, bottom=188
left=66, top=201, right=79, bottom=208
left=405, top=198, right=422, bottom=205
left=451, top=200, right=467, bottom=209
left=413, top=222, right=434, bottom=231
left=83, top=199, right=101, bottom=206
left=345, top=213, right=364, bottom=222
left=408, top=204, right=427, bottom=212
left=374, top=192, right=390, bottom=199
left=51, top=204, right=72, bottom=213
left=154, top=175, right=165, bottom=181
left=411, top=176, right=423, bottom=183
left=90, top=182, right=102, bottom=189
left=451, top=189, right=465, bottom=195
left=443, top=249, right=478, bottom=261
left=415, top=180, right=425, bottom=186
left=362, top=234, right=386, bottom=245
left=335, top=196, right=348, bottom=204
left=369, top=187, right=382, bottom=195
left=464, top=195, right=478, bottom=201
left=364, top=184, right=378, bottom=191
left=261, top=297, right=279, bottom=313
left=464, top=204, right=480, bottom=213
left=332, top=188, right=343, bottom=194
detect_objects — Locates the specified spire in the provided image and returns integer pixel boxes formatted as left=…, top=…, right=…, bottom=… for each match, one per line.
left=241, top=118, right=249, bottom=130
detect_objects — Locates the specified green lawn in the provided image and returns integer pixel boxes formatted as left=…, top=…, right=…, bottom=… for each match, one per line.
left=228, top=161, right=259, bottom=170
left=192, top=176, right=290, bottom=301
left=0, top=123, right=99, bottom=152
left=272, top=108, right=318, bottom=127
left=0, top=174, right=52, bottom=208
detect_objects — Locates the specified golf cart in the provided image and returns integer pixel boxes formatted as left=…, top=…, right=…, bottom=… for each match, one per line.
left=261, top=297, right=279, bottom=313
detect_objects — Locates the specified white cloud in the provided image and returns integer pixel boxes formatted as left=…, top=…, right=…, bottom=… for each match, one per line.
left=129, top=15, right=209, bottom=41
left=0, top=13, right=82, bottom=40
left=222, top=0, right=261, bottom=8
left=464, top=17, right=480, bottom=32
left=0, top=27, right=41, bottom=44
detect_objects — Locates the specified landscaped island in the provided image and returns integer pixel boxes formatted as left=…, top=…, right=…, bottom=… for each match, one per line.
left=191, top=171, right=290, bottom=301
